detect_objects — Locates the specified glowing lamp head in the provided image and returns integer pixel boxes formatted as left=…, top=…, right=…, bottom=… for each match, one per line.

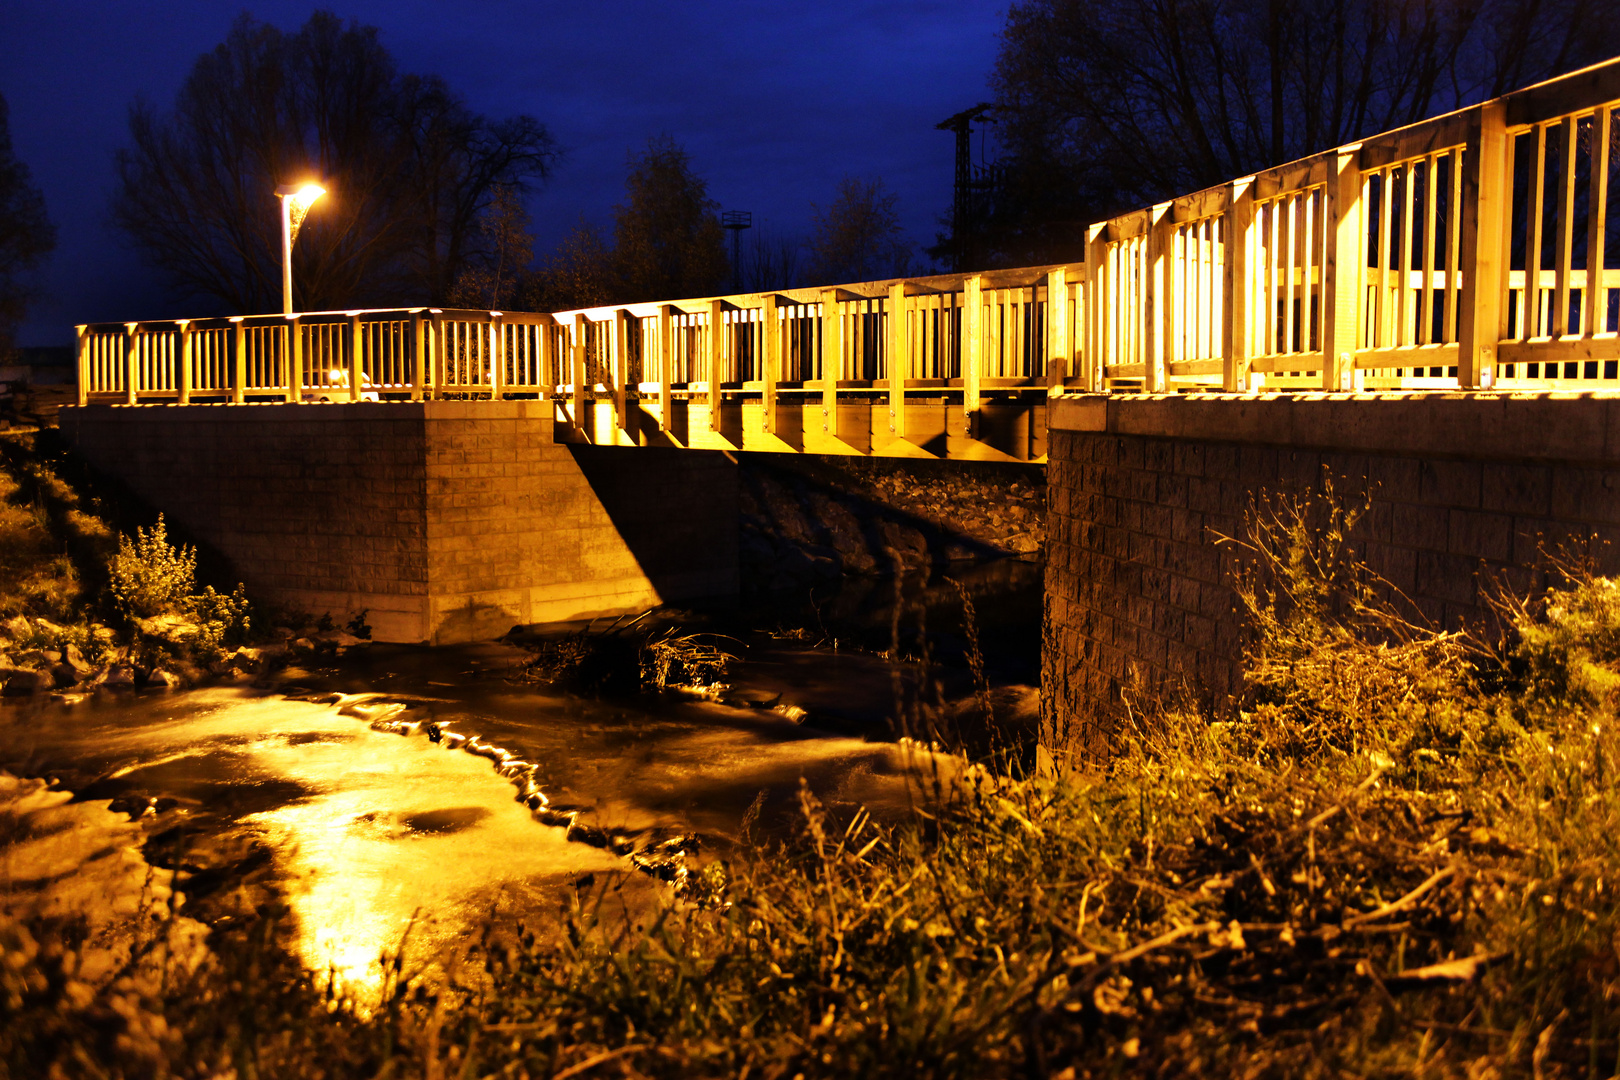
left=277, top=182, right=327, bottom=247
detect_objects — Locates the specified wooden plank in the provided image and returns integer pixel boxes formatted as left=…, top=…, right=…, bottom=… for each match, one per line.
left=887, top=282, right=907, bottom=437
left=1223, top=178, right=1253, bottom=391
left=1499, top=336, right=1620, bottom=363
left=1315, top=149, right=1360, bottom=388
left=1250, top=351, right=1326, bottom=372
left=1457, top=101, right=1509, bottom=387
left=1553, top=115, right=1577, bottom=337
left=1353, top=344, right=1458, bottom=369
left=1505, top=57, right=1620, bottom=128
left=1586, top=108, right=1612, bottom=338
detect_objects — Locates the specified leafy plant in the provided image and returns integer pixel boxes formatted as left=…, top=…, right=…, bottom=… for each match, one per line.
left=107, top=514, right=195, bottom=620
left=187, top=583, right=251, bottom=653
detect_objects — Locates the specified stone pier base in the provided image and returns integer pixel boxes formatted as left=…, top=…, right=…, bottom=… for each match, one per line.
left=59, top=401, right=739, bottom=643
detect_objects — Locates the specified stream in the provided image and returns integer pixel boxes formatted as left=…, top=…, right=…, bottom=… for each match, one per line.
left=0, top=557, right=1041, bottom=993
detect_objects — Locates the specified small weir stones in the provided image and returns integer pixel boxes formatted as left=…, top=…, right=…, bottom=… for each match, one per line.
left=308, top=692, right=699, bottom=889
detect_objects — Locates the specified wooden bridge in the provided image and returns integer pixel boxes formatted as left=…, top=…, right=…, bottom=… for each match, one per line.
left=77, top=57, right=1620, bottom=463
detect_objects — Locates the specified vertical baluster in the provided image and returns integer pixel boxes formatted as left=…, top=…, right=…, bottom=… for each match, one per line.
left=963, top=276, right=982, bottom=435
left=657, top=305, right=674, bottom=433
left=1585, top=107, right=1611, bottom=338
left=1420, top=157, right=1438, bottom=346
left=1553, top=115, right=1578, bottom=339
left=1527, top=123, right=1548, bottom=339
left=1400, top=164, right=1417, bottom=348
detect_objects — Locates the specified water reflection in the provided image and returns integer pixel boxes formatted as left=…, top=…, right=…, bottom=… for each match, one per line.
left=0, top=557, right=1041, bottom=992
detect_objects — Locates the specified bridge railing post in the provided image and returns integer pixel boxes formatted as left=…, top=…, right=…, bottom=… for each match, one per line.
left=887, top=281, right=908, bottom=439
left=75, top=325, right=89, bottom=407
left=347, top=314, right=362, bottom=402
left=122, top=323, right=140, bottom=406
left=1145, top=202, right=1172, bottom=392
left=491, top=311, right=506, bottom=401
left=1084, top=225, right=1108, bottom=390
left=1045, top=267, right=1069, bottom=391
left=820, top=289, right=841, bottom=438
left=1222, top=179, right=1254, bottom=392
left=179, top=320, right=195, bottom=405
left=611, top=308, right=628, bottom=433
left=285, top=316, right=301, bottom=403
left=1320, top=147, right=1366, bottom=391
left=409, top=312, right=423, bottom=401
left=570, top=317, right=586, bottom=438
left=658, top=304, right=674, bottom=435
left=762, top=294, right=779, bottom=435
left=707, top=299, right=724, bottom=431
left=963, top=275, right=983, bottom=436
left=1457, top=100, right=1509, bottom=389
left=229, top=318, right=246, bottom=404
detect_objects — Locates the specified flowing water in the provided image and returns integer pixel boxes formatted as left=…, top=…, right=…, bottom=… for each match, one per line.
left=0, top=558, right=1041, bottom=992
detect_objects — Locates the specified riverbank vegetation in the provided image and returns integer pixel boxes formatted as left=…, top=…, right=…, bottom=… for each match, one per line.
left=0, top=431, right=280, bottom=695
left=5, top=487, right=1620, bottom=1077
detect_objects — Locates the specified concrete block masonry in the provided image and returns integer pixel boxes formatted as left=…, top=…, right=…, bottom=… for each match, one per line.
left=1042, top=391, right=1620, bottom=758
left=58, top=401, right=739, bottom=643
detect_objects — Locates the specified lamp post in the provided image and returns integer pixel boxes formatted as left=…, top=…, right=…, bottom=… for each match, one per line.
left=275, top=182, right=326, bottom=315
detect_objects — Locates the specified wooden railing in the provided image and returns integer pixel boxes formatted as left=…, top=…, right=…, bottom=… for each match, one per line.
left=78, top=57, right=1620, bottom=443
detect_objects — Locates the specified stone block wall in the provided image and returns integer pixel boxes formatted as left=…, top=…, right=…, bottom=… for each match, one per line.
left=1043, top=392, right=1620, bottom=756
left=59, top=401, right=738, bottom=643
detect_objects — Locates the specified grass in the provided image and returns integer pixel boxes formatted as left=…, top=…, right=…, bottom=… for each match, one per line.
left=6, top=485, right=1620, bottom=1077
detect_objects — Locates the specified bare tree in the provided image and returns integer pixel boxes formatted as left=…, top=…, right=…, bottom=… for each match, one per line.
left=988, top=0, right=1620, bottom=263
left=523, top=218, right=615, bottom=312
left=448, top=186, right=533, bottom=310
left=110, top=12, right=558, bottom=314
left=807, top=177, right=915, bottom=284
left=0, top=94, right=55, bottom=358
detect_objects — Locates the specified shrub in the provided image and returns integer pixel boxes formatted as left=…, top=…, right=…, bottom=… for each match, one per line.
left=107, top=514, right=195, bottom=620
left=187, top=583, right=252, bottom=653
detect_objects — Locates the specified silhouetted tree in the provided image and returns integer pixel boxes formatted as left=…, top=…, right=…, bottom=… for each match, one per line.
left=988, top=0, right=1620, bottom=264
left=611, top=136, right=728, bottom=303
left=0, top=94, right=55, bottom=359
left=110, top=11, right=558, bottom=314
left=739, top=222, right=805, bottom=292
left=807, top=177, right=915, bottom=284
left=523, top=218, right=615, bottom=311
left=447, top=186, right=533, bottom=309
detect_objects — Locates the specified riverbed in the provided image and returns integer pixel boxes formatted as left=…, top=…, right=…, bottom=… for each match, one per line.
left=0, top=557, right=1041, bottom=994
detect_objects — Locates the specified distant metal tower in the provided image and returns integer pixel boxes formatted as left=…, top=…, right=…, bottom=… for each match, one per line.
left=722, top=210, right=752, bottom=291
left=936, top=104, right=995, bottom=272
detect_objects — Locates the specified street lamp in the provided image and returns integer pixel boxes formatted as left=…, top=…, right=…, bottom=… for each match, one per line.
left=275, top=182, right=326, bottom=315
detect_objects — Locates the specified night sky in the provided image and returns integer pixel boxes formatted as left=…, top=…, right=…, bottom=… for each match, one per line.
left=2, top=0, right=1009, bottom=346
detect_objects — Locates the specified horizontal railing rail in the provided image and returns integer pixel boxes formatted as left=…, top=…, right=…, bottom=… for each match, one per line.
left=78, top=56, right=1620, bottom=451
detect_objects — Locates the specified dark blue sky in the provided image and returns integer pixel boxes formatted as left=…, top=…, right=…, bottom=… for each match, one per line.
left=1, top=0, right=1009, bottom=345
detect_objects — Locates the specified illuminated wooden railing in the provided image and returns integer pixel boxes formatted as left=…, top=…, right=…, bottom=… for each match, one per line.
left=1084, top=55, right=1620, bottom=393
left=76, top=58, right=1620, bottom=456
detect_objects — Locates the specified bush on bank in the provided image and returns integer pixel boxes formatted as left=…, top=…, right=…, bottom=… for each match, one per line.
left=5, top=485, right=1620, bottom=1078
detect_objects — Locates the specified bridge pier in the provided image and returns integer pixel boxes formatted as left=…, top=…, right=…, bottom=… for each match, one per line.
left=58, top=401, right=739, bottom=643
left=1042, top=391, right=1620, bottom=758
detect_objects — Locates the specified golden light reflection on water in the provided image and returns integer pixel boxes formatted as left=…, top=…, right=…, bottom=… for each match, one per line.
left=240, top=722, right=624, bottom=997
